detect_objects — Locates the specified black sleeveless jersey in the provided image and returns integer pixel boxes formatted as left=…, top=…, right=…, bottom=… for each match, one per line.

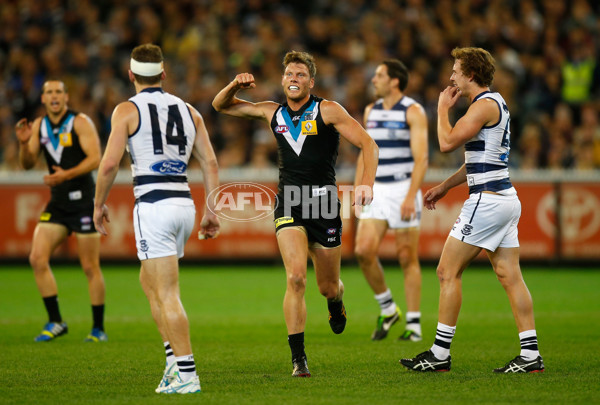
left=270, top=95, right=339, bottom=195
left=38, top=109, right=95, bottom=205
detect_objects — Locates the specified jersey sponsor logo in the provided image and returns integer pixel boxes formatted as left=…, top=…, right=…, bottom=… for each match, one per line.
left=275, top=125, right=289, bottom=134
left=274, top=216, right=294, bottom=228
left=328, top=237, right=337, bottom=242
left=140, top=239, right=149, bottom=252
left=292, top=115, right=301, bottom=121
left=461, top=224, right=473, bottom=236
left=301, top=120, right=318, bottom=135
left=59, top=132, right=72, bottom=147
left=383, top=121, right=402, bottom=129
left=312, top=187, right=327, bottom=197
left=40, top=212, right=51, bottom=221
left=327, top=227, right=337, bottom=235
left=151, top=160, right=187, bottom=174
left=69, top=190, right=82, bottom=201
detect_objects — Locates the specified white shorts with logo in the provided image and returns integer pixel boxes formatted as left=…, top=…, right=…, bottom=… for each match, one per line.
left=450, top=192, right=520, bottom=252
left=133, top=198, right=196, bottom=260
left=359, top=180, right=422, bottom=229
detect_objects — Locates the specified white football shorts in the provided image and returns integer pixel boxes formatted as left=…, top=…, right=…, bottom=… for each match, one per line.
left=133, top=198, right=196, bottom=260
left=359, top=180, right=422, bottom=229
left=449, top=192, right=521, bottom=252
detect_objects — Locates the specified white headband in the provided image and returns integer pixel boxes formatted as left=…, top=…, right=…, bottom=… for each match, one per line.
left=130, top=59, right=164, bottom=76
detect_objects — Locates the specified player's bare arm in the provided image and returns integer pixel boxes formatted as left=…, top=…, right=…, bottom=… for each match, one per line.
left=93, top=102, right=137, bottom=235
left=43, top=114, right=101, bottom=187
left=212, top=73, right=278, bottom=122
left=352, top=103, right=375, bottom=193
left=322, top=100, right=378, bottom=207
left=402, top=103, right=428, bottom=220
left=423, top=163, right=467, bottom=210
left=16, top=117, right=42, bottom=169
left=187, top=104, right=220, bottom=239
left=437, top=86, right=498, bottom=152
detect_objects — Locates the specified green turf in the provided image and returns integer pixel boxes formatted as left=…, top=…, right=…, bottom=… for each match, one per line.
left=0, top=264, right=599, bottom=404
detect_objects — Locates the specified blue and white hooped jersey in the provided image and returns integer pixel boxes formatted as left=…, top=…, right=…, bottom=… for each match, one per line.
left=365, top=96, right=416, bottom=182
left=128, top=88, right=196, bottom=200
left=464, top=91, right=515, bottom=195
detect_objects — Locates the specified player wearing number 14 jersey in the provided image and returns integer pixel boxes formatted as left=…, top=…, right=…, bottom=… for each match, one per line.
left=94, top=44, right=220, bottom=393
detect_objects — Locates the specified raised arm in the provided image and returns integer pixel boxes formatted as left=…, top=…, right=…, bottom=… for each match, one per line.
left=212, top=73, right=278, bottom=122
left=16, top=117, right=41, bottom=170
left=322, top=100, right=378, bottom=207
left=93, top=102, right=136, bottom=235
left=43, top=114, right=101, bottom=187
left=188, top=103, right=220, bottom=239
left=437, top=86, right=498, bottom=152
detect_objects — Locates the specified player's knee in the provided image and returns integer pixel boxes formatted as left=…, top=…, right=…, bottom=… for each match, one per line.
left=398, top=248, right=414, bottom=269
left=287, top=272, right=306, bottom=292
left=318, top=282, right=337, bottom=299
left=436, top=264, right=456, bottom=284
left=29, top=251, right=49, bottom=272
left=495, top=269, right=519, bottom=288
left=355, top=242, right=376, bottom=263
left=81, top=261, right=101, bottom=280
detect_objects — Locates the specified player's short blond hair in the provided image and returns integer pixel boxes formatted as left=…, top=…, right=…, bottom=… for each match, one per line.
left=283, top=51, right=317, bottom=78
left=451, top=47, right=496, bottom=87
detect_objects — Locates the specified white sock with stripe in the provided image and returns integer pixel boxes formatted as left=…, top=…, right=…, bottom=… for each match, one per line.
left=430, top=322, right=456, bottom=360
left=176, top=354, right=197, bottom=382
left=519, top=330, right=540, bottom=360
left=375, top=289, right=396, bottom=316
left=164, top=341, right=176, bottom=368
left=406, top=311, right=421, bottom=335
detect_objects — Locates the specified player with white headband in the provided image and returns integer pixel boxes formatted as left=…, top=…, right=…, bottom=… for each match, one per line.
left=94, top=44, right=220, bottom=394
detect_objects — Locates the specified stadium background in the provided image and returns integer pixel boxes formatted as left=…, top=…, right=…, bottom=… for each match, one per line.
left=0, top=0, right=599, bottom=262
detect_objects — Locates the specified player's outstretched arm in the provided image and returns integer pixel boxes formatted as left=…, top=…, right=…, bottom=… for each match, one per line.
left=93, top=102, right=135, bottom=235
left=188, top=104, right=220, bottom=239
left=212, top=73, right=278, bottom=122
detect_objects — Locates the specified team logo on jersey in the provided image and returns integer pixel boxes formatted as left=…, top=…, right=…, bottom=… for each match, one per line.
left=140, top=239, right=149, bottom=252
left=151, top=160, right=187, bottom=174
left=59, top=132, right=72, bottom=147
left=301, top=120, right=318, bottom=135
left=275, top=125, right=289, bottom=134
left=461, top=224, right=473, bottom=236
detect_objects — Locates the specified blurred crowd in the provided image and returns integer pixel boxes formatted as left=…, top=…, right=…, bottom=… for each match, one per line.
left=0, top=0, right=599, bottom=172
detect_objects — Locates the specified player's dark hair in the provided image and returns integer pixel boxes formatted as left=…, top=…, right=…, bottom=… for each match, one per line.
left=451, top=47, right=496, bottom=87
left=131, top=43, right=164, bottom=85
left=42, top=80, right=67, bottom=93
left=283, top=51, right=317, bottom=78
left=382, top=59, right=409, bottom=91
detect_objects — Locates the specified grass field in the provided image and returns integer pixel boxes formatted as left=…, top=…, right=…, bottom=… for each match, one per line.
left=1, top=263, right=599, bottom=404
